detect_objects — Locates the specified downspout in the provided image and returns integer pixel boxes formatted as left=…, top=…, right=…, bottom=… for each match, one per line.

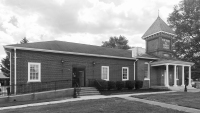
left=5, top=51, right=11, bottom=93
left=148, top=61, right=153, bottom=88
left=14, top=48, right=16, bottom=95
left=134, top=59, right=139, bottom=81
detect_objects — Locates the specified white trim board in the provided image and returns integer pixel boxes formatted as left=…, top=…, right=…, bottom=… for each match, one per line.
left=4, top=46, right=136, bottom=60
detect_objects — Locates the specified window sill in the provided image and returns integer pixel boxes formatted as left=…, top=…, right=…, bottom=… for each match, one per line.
left=27, top=80, right=41, bottom=83
left=122, top=79, right=129, bottom=81
left=144, top=78, right=150, bottom=80
left=102, top=79, right=109, bottom=81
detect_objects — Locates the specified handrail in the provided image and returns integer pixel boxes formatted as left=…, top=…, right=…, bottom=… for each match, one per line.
left=1, top=79, right=72, bottom=96
left=95, top=79, right=102, bottom=87
left=74, top=81, right=81, bottom=96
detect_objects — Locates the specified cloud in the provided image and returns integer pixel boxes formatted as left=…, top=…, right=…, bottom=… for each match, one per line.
left=0, top=0, right=182, bottom=61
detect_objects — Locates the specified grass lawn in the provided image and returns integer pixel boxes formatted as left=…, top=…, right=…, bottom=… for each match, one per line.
left=0, top=97, right=71, bottom=107
left=1, top=98, right=185, bottom=113
left=0, top=89, right=168, bottom=107
left=100, top=88, right=169, bottom=95
left=132, top=92, right=200, bottom=109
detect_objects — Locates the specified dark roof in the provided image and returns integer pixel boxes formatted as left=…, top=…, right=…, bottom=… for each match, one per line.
left=142, top=16, right=176, bottom=39
left=5, top=40, right=133, bottom=58
left=137, top=53, right=158, bottom=59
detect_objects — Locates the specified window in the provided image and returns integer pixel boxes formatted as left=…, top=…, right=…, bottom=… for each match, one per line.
left=122, top=67, right=129, bottom=81
left=28, top=62, right=41, bottom=82
left=144, top=63, right=150, bottom=80
left=101, top=66, right=109, bottom=81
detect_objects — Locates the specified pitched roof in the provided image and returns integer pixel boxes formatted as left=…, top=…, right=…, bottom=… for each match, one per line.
left=137, top=53, right=158, bottom=59
left=5, top=40, right=133, bottom=59
left=142, top=16, right=176, bottom=39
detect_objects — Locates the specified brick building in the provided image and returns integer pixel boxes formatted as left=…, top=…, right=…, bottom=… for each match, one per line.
left=4, top=16, right=194, bottom=94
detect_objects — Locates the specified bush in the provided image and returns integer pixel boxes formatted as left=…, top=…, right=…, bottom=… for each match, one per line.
left=125, top=80, right=135, bottom=90
left=107, top=81, right=116, bottom=90
left=116, top=81, right=125, bottom=90
left=135, top=80, right=143, bottom=90
left=94, top=80, right=108, bottom=90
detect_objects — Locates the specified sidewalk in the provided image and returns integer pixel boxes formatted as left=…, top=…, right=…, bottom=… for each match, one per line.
left=0, top=90, right=199, bottom=113
left=0, top=91, right=174, bottom=110
left=121, top=96, right=200, bottom=113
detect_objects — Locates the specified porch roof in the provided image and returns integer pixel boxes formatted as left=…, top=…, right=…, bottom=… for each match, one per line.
left=151, top=59, right=194, bottom=66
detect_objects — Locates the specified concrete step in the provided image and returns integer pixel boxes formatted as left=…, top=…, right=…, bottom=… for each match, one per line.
left=151, top=86, right=169, bottom=90
left=80, top=90, right=99, bottom=93
left=79, top=93, right=101, bottom=96
left=81, top=88, right=98, bottom=91
left=80, top=87, right=97, bottom=90
left=168, top=86, right=196, bottom=91
left=77, top=87, right=101, bottom=96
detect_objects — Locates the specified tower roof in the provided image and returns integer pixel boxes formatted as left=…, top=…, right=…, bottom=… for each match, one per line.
left=142, top=16, right=176, bottom=39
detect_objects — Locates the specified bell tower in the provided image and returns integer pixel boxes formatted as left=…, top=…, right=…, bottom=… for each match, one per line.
left=142, top=16, right=176, bottom=58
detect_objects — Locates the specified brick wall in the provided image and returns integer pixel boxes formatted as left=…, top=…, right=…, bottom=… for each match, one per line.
left=9, top=49, right=135, bottom=94
left=136, top=59, right=153, bottom=88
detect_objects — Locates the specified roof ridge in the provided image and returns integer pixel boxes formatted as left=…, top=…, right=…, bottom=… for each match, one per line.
left=7, top=40, right=132, bottom=52
left=142, top=16, right=176, bottom=39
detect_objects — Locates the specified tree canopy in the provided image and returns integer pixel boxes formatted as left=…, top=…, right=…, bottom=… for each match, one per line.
left=102, top=35, right=131, bottom=50
left=168, top=0, right=200, bottom=79
left=0, top=56, right=10, bottom=77
left=0, top=37, right=29, bottom=77
left=20, top=37, right=29, bottom=44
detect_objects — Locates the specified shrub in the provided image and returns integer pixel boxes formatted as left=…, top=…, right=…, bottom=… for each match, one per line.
left=135, top=80, right=143, bottom=90
left=94, top=80, right=108, bottom=90
left=107, top=81, right=116, bottom=90
left=125, top=80, right=135, bottom=90
left=116, top=81, right=125, bottom=90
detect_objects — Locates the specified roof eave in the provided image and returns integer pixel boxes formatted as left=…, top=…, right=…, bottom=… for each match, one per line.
left=142, top=31, right=177, bottom=40
left=136, top=56, right=158, bottom=60
left=151, top=60, right=195, bottom=66
left=4, top=45, right=136, bottom=60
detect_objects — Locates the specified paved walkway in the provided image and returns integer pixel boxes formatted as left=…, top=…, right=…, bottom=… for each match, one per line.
left=0, top=91, right=174, bottom=110
left=0, top=91, right=200, bottom=113
left=121, top=96, right=200, bottom=113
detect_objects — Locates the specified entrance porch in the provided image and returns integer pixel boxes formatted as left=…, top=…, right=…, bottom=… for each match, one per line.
left=150, top=60, right=194, bottom=89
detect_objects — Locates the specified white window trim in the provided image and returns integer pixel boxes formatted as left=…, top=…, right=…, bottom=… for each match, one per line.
left=28, top=62, right=41, bottom=82
left=122, top=67, right=129, bottom=81
left=144, top=62, right=150, bottom=80
left=101, top=66, right=109, bottom=81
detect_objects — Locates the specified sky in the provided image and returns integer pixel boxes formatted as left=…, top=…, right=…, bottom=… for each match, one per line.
left=0, top=0, right=182, bottom=60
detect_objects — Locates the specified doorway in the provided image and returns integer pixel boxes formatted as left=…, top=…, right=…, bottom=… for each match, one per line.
left=72, top=65, right=86, bottom=87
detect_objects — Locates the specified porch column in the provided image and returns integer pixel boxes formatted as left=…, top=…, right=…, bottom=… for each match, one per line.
left=188, top=66, right=192, bottom=87
left=181, top=66, right=185, bottom=86
left=166, top=64, right=169, bottom=87
left=173, top=65, right=177, bottom=87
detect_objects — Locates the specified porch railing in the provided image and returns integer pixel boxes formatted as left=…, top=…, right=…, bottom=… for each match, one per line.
left=0, top=79, right=71, bottom=96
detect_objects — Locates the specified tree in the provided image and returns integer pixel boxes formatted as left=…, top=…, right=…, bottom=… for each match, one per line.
left=0, top=56, right=10, bottom=77
left=102, top=35, right=131, bottom=50
left=20, top=37, right=29, bottom=44
left=0, top=37, right=29, bottom=77
left=167, top=0, right=200, bottom=79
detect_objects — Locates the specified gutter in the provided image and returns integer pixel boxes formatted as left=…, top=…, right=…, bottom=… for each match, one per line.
left=136, top=57, right=158, bottom=60
left=4, top=46, right=136, bottom=61
left=5, top=50, right=11, bottom=93
left=148, top=61, right=153, bottom=88
left=133, top=59, right=139, bottom=81
left=14, top=48, right=16, bottom=94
